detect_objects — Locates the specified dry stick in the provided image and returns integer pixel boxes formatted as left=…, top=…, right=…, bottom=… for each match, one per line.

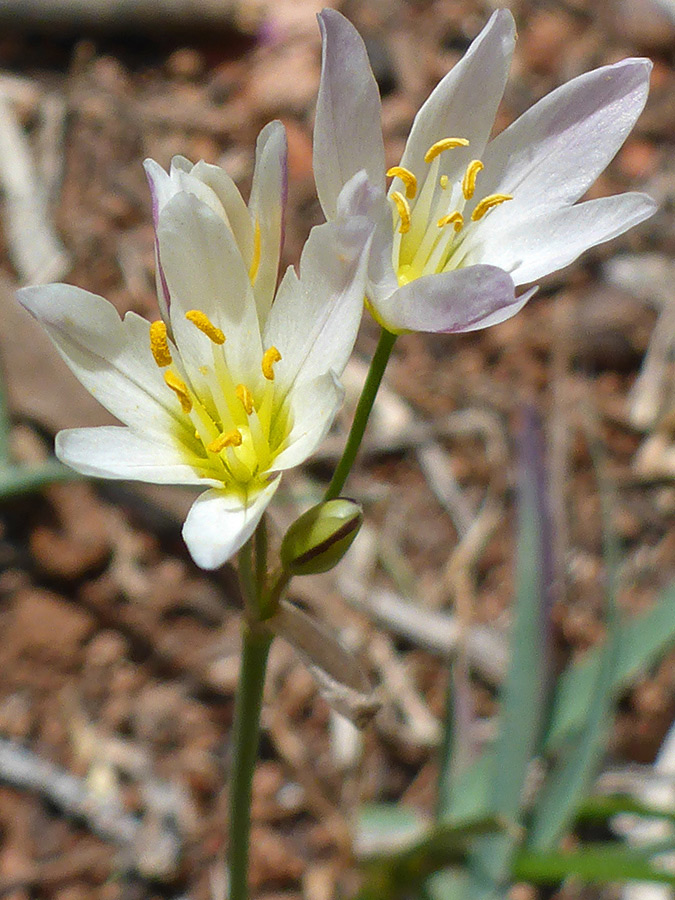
left=0, top=94, right=70, bottom=283
left=0, top=0, right=247, bottom=30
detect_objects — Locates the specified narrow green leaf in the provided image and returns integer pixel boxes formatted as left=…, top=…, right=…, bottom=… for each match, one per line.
left=356, top=803, right=427, bottom=857
left=577, top=793, right=675, bottom=829
left=545, top=583, right=675, bottom=752
left=528, top=431, right=621, bottom=852
left=469, top=410, right=553, bottom=888
left=0, top=461, right=81, bottom=500
left=513, top=845, right=675, bottom=886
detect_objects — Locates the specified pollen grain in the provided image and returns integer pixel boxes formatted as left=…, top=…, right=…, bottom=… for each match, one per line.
left=149, top=320, right=172, bottom=368
left=386, top=166, right=417, bottom=199
left=437, top=212, right=464, bottom=232
left=236, top=383, right=254, bottom=415
left=249, top=219, right=261, bottom=284
left=185, top=310, right=225, bottom=345
left=207, top=429, right=242, bottom=454
left=262, top=346, right=282, bottom=381
left=471, top=193, right=513, bottom=221
left=164, top=370, right=192, bottom=414
left=424, top=137, right=470, bottom=164
left=462, top=160, right=484, bottom=200
left=391, top=191, right=411, bottom=234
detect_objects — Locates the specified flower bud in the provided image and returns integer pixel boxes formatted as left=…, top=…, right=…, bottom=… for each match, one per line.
left=280, top=499, right=363, bottom=575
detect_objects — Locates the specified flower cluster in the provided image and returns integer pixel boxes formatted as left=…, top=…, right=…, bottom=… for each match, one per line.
left=19, top=9, right=655, bottom=569
left=19, top=123, right=371, bottom=568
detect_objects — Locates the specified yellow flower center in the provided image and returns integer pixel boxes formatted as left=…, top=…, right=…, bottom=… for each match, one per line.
left=150, top=311, right=288, bottom=489
left=387, top=137, right=513, bottom=286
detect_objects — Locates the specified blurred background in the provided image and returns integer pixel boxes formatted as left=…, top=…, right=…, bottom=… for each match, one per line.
left=0, top=0, right=673, bottom=897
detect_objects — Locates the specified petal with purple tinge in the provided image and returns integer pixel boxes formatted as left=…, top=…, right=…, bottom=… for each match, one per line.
left=314, top=9, right=386, bottom=219
left=376, top=265, right=523, bottom=334
left=478, top=58, right=652, bottom=225
left=465, top=192, right=657, bottom=286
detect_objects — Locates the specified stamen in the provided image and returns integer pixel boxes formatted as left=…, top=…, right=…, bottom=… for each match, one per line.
left=164, top=370, right=192, bottom=414
left=236, top=383, right=254, bottom=415
left=207, top=429, right=242, bottom=454
left=471, top=193, right=513, bottom=221
left=437, top=212, right=464, bottom=232
left=386, top=166, right=417, bottom=199
left=439, top=175, right=449, bottom=190
left=391, top=191, right=411, bottom=234
left=262, top=346, right=282, bottom=381
left=424, top=137, right=470, bottom=164
left=249, top=219, right=261, bottom=285
left=462, top=160, right=484, bottom=200
left=149, top=320, right=172, bottom=368
left=185, top=310, right=225, bottom=345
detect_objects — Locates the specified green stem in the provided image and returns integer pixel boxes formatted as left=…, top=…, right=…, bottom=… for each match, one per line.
left=0, top=365, right=13, bottom=464
left=324, top=327, right=397, bottom=501
left=228, top=625, right=271, bottom=900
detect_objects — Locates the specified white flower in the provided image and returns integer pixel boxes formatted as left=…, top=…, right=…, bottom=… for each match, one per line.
left=314, top=8, right=656, bottom=334
left=19, top=122, right=371, bottom=569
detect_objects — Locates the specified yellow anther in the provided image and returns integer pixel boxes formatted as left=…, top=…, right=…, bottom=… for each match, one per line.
left=391, top=191, right=411, bottom=234
left=424, top=137, right=470, bottom=164
left=207, top=429, right=242, bottom=454
left=236, top=383, right=254, bottom=415
left=437, top=212, right=464, bottom=232
left=185, top=310, right=225, bottom=345
left=249, top=219, right=261, bottom=285
left=149, top=320, right=172, bottom=368
left=262, top=346, right=282, bottom=381
left=163, top=370, right=192, bottom=414
left=471, top=193, right=513, bottom=221
left=462, top=159, right=484, bottom=200
left=386, top=166, right=417, bottom=199
left=439, top=175, right=449, bottom=190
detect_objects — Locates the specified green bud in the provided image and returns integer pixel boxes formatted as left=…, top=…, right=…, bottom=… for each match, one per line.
left=280, top=499, right=363, bottom=576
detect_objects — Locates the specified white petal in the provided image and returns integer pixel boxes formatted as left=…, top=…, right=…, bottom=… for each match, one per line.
left=464, top=192, right=657, bottom=286
left=157, top=192, right=262, bottom=388
left=336, top=171, right=399, bottom=304
left=477, top=58, right=652, bottom=225
left=249, top=121, right=288, bottom=326
left=263, top=216, right=371, bottom=397
left=375, top=264, right=520, bottom=333
left=314, top=9, right=386, bottom=220
left=272, top=372, right=344, bottom=472
left=17, top=283, right=187, bottom=437
left=182, top=476, right=281, bottom=570
left=400, top=10, right=516, bottom=184
left=56, top=426, right=219, bottom=485
left=190, top=159, right=254, bottom=263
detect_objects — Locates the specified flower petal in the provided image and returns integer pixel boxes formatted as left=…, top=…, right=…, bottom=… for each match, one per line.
left=17, top=283, right=187, bottom=437
left=249, top=120, right=288, bottom=326
left=272, top=372, right=344, bottom=472
left=157, top=191, right=262, bottom=388
left=314, top=9, right=386, bottom=220
left=144, top=159, right=174, bottom=322
left=182, top=476, right=281, bottom=570
left=263, top=215, right=371, bottom=397
left=400, top=10, right=516, bottom=184
left=336, top=171, right=399, bottom=305
left=376, top=265, right=522, bottom=334
left=56, top=426, right=218, bottom=485
left=477, top=58, right=652, bottom=224
left=463, top=192, right=657, bottom=286
left=189, top=159, right=254, bottom=263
